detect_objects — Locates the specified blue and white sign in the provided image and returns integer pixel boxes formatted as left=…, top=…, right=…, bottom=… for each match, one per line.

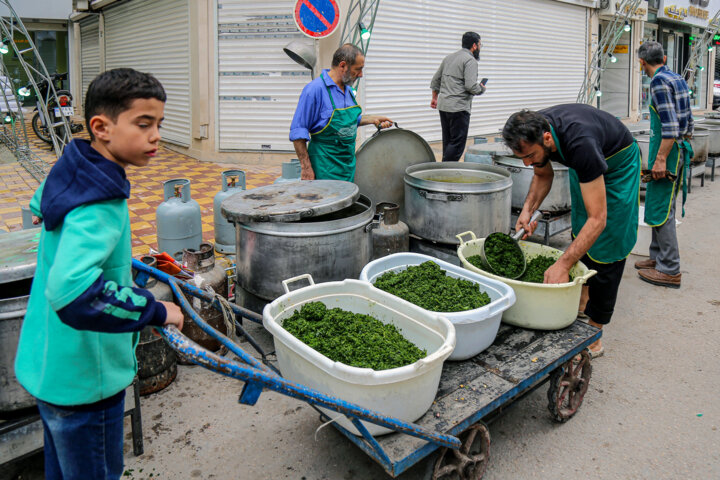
left=294, top=0, right=340, bottom=38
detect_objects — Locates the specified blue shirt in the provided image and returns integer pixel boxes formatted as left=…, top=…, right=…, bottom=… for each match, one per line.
left=650, top=65, right=694, bottom=139
left=289, top=69, right=362, bottom=142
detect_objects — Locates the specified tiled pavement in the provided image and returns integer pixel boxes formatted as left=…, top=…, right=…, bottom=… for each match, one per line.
left=0, top=120, right=281, bottom=257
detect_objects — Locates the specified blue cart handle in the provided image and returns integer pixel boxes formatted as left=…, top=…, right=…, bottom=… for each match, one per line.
left=158, top=323, right=461, bottom=450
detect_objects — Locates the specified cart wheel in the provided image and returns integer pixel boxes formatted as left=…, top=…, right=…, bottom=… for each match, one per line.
left=547, top=349, right=592, bottom=422
left=431, top=422, right=490, bottom=480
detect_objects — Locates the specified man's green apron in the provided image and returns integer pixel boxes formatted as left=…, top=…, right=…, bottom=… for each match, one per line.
left=551, top=126, right=641, bottom=264
left=644, top=103, right=692, bottom=226
left=307, top=78, right=362, bottom=181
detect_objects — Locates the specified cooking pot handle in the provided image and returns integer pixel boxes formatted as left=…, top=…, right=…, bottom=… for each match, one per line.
left=504, top=166, right=523, bottom=173
left=455, top=231, right=477, bottom=245
left=375, top=121, right=399, bottom=133
left=418, top=190, right=464, bottom=202
left=282, top=274, right=315, bottom=293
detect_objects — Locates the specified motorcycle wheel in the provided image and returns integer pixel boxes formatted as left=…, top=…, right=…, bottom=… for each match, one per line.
left=31, top=111, right=53, bottom=145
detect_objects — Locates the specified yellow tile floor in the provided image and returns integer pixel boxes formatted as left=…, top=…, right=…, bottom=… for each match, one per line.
left=0, top=121, right=281, bottom=257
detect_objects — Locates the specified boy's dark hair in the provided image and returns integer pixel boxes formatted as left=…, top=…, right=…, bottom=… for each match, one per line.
left=84, top=68, right=166, bottom=140
left=462, top=32, right=481, bottom=50
left=502, top=109, right=550, bottom=152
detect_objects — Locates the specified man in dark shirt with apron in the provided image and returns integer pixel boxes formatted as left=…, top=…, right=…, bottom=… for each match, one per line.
left=503, top=104, right=641, bottom=357
left=290, top=44, right=393, bottom=181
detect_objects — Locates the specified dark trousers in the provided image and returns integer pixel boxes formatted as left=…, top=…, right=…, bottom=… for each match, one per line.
left=580, top=254, right=627, bottom=325
left=439, top=110, right=471, bottom=162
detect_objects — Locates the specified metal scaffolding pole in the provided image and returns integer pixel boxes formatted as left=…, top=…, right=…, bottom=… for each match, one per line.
left=578, top=0, right=643, bottom=104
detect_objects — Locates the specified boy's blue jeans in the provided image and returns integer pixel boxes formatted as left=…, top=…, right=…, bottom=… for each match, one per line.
left=36, top=390, right=125, bottom=480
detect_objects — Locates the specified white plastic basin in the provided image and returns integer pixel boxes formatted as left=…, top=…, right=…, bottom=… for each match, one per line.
left=456, top=232, right=596, bottom=330
left=263, top=276, right=455, bottom=436
left=359, top=253, right=515, bottom=361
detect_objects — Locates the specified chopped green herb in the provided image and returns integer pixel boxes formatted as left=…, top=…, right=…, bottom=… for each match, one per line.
left=373, top=261, right=491, bottom=312
left=282, top=302, right=426, bottom=370
left=483, top=233, right=524, bottom=278
left=468, top=252, right=574, bottom=284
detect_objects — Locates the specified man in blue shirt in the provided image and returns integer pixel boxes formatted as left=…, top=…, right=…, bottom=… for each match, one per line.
left=635, top=41, right=693, bottom=289
left=290, top=43, right=392, bottom=181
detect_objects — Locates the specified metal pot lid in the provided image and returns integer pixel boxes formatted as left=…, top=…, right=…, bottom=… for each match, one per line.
left=494, top=155, right=569, bottom=171
left=221, top=180, right=359, bottom=223
left=0, top=229, right=40, bottom=283
left=353, top=124, right=436, bottom=220
left=466, top=142, right=513, bottom=156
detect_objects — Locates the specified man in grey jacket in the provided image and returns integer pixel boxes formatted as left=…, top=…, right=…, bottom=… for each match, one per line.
left=430, top=31, right=486, bottom=162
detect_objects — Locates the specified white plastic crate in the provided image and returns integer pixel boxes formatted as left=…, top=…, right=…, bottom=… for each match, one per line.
left=360, top=253, right=515, bottom=360
left=263, top=276, right=455, bottom=436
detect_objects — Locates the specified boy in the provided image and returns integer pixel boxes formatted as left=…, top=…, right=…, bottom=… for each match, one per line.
left=14, top=68, right=184, bottom=480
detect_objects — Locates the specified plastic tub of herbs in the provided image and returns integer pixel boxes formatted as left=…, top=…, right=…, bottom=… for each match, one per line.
left=263, top=275, right=455, bottom=437
left=360, top=253, right=515, bottom=361
left=456, top=231, right=597, bottom=330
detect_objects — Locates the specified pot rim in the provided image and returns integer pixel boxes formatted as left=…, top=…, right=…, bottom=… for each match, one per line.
left=404, top=162, right=512, bottom=193
left=238, top=195, right=374, bottom=236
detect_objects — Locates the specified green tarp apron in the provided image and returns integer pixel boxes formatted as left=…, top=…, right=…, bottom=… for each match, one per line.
left=644, top=103, right=692, bottom=226
left=551, top=126, right=641, bottom=264
left=307, top=78, right=362, bottom=181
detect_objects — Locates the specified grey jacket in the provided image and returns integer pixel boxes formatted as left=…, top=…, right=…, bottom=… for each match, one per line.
left=430, top=48, right=485, bottom=113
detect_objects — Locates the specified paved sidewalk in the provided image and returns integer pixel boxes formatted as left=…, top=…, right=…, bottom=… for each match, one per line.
left=0, top=125, right=281, bottom=256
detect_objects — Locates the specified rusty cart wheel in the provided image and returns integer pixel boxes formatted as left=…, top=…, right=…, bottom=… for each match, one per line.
left=431, top=422, right=491, bottom=480
left=547, top=349, right=592, bottom=422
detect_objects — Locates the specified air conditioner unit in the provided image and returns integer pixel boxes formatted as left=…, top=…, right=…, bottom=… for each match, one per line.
left=599, top=0, right=649, bottom=21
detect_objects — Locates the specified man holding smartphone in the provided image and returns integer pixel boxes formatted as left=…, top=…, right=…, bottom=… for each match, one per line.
left=430, top=31, right=487, bottom=162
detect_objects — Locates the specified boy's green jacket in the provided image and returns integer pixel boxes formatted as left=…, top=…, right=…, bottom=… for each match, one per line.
left=15, top=139, right=167, bottom=406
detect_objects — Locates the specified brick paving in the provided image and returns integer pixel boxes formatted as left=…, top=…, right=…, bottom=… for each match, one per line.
left=0, top=120, right=281, bottom=257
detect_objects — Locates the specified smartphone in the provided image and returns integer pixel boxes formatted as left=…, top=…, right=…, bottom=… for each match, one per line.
left=480, top=78, right=489, bottom=86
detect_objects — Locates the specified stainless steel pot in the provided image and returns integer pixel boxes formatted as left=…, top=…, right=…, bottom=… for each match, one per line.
left=493, top=156, right=571, bottom=212
left=234, top=195, right=374, bottom=300
left=404, top=162, right=512, bottom=244
left=1, top=230, right=39, bottom=413
left=694, top=124, right=720, bottom=155
left=688, top=132, right=709, bottom=165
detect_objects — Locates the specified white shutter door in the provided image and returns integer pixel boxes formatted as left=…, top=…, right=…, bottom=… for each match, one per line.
left=363, top=0, right=588, bottom=142
left=104, top=0, right=191, bottom=146
left=79, top=17, right=99, bottom=104
left=217, top=1, right=309, bottom=151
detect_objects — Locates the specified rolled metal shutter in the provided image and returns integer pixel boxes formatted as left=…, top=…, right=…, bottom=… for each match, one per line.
left=103, top=0, right=191, bottom=146
left=217, top=1, right=310, bottom=151
left=79, top=16, right=100, bottom=105
left=362, top=0, right=588, bottom=142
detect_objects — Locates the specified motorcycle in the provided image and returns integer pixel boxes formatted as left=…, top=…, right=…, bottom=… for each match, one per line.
left=23, top=72, right=83, bottom=145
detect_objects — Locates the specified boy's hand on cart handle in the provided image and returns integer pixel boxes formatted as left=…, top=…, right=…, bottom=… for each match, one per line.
left=161, top=301, right=184, bottom=330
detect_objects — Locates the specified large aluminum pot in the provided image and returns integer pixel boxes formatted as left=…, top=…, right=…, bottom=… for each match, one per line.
left=404, top=162, right=511, bottom=245
left=1, top=230, right=39, bottom=413
left=688, top=131, right=709, bottom=165
left=694, top=124, right=720, bottom=155
left=493, top=156, right=571, bottom=212
left=235, top=195, right=374, bottom=300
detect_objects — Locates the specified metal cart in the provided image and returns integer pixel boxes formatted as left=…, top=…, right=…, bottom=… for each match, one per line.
left=132, top=259, right=600, bottom=480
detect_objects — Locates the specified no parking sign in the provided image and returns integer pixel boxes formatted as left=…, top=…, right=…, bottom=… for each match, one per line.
left=294, top=0, right=340, bottom=38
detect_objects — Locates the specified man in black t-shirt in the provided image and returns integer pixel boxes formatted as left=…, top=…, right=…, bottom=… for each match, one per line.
left=502, top=105, right=641, bottom=358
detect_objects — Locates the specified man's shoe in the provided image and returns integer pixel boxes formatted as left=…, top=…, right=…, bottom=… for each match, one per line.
left=634, top=258, right=656, bottom=270
left=638, top=268, right=681, bottom=288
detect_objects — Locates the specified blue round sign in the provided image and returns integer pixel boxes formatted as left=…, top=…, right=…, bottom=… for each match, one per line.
left=294, top=0, right=340, bottom=38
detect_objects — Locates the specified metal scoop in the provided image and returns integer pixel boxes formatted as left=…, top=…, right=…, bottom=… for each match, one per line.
left=479, top=210, right=542, bottom=279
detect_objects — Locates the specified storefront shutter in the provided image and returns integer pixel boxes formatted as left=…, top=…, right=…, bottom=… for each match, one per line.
left=103, top=0, right=191, bottom=146
left=79, top=16, right=99, bottom=107
left=217, top=1, right=310, bottom=151
left=361, top=0, right=588, bottom=143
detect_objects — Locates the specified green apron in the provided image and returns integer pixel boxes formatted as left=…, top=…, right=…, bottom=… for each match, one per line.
left=307, top=78, right=362, bottom=181
left=644, top=103, right=692, bottom=226
left=551, top=126, right=641, bottom=264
